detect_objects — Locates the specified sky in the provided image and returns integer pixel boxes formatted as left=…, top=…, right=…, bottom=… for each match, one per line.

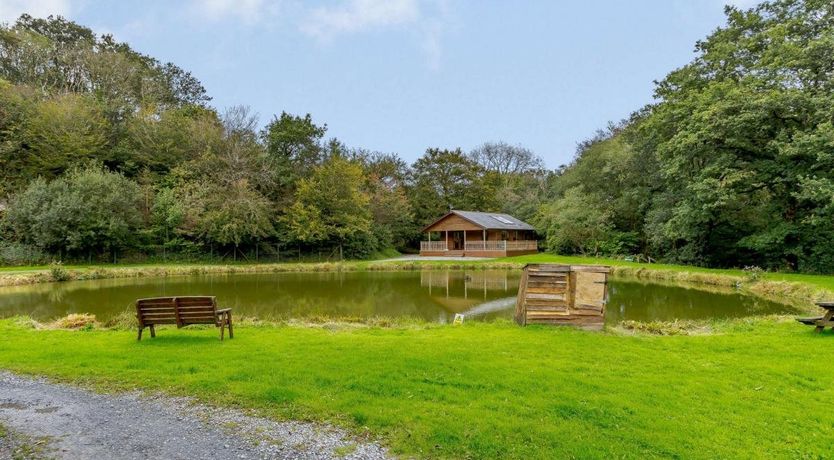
left=1, top=0, right=759, bottom=168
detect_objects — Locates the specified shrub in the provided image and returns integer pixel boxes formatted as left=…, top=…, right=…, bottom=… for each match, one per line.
left=743, top=265, right=764, bottom=282
left=5, top=164, right=142, bottom=257
left=48, top=262, right=71, bottom=282
left=0, top=242, right=47, bottom=265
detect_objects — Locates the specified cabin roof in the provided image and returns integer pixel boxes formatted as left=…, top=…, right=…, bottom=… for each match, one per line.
left=423, top=210, right=535, bottom=231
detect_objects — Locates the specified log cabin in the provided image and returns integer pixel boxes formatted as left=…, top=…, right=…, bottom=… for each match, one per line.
left=420, top=210, right=538, bottom=257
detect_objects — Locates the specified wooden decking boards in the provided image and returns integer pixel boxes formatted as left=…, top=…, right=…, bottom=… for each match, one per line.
left=514, top=264, right=610, bottom=330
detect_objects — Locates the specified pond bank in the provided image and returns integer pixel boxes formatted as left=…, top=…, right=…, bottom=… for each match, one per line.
left=0, top=255, right=829, bottom=314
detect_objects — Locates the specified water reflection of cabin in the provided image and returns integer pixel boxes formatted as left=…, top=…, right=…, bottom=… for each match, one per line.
left=420, top=271, right=515, bottom=313
left=420, top=210, right=538, bottom=257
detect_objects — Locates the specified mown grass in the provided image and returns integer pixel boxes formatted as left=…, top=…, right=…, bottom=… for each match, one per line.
left=0, top=318, right=833, bottom=458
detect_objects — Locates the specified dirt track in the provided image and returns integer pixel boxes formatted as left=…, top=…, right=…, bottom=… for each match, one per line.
left=0, top=371, right=388, bottom=459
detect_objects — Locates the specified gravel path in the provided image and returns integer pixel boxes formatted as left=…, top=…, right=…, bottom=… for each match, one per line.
left=0, top=372, right=389, bottom=459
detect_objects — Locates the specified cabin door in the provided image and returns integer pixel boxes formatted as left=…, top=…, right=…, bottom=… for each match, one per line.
left=451, top=231, right=464, bottom=250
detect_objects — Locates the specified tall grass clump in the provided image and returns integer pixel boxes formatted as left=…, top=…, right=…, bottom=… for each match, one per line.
left=48, top=262, right=71, bottom=282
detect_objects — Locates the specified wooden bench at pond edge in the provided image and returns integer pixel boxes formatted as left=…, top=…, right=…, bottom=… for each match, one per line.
left=136, top=296, right=233, bottom=341
left=797, top=301, right=834, bottom=333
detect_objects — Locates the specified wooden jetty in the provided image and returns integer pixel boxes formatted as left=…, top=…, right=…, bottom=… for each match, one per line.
left=514, top=264, right=611, bottom=330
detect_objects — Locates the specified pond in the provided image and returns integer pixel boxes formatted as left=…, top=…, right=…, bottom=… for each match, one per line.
left=0, top=270, right=799, bottom=324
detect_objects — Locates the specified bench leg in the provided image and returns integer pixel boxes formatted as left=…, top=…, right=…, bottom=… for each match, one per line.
left=219, top=318, right=225, bottom=341
left=227, top=313, right=233, bottom=339
left=137, top=326, right=143, bottom=341
left=816, top=311, right=834, bottom=333
left=149, top=324, right=156, bottom=338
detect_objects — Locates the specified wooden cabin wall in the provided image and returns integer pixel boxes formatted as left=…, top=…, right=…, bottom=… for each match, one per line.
left=424, top=214, right=482, bottom=232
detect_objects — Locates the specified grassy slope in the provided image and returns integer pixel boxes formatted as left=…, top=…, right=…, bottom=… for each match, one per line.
left=0, top=319, right=832, bottom=458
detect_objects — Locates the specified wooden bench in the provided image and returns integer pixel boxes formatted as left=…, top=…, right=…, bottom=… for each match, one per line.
left=797, top=301, right=834, bottom=333
left=135, top=296, right=233, bottom=341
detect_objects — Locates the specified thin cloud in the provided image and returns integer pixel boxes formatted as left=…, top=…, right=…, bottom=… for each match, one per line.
left=193, top=0, right=280, bottom=24
left=724, top=0, right=762, bottom=9
left=300, top=0, right=420, bottom=40
left=0, top=0, right=72, bottom=23
left=300, top=0, right=450, bottom=70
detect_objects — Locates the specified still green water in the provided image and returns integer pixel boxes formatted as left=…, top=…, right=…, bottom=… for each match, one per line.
left=0, top=270, right=798, bottom=323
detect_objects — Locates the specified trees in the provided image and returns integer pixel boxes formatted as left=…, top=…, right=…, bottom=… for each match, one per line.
left=0, top=86, right=111, bottom=192
left=537, top=188, right=613, bottom=256
left=115, top=105, right=221, bottom=177
left=534, top=0, right=834, bottom=271
left=190, top=180, right=274, bottom=259
left=4, top=165, right=141, bottom=258
left=22, top=93, right=110, bottom=175
left=0, top=14, right=214, bottom=193
left=468, top=142, right=548, bottom=224
left=366, top=175, right=415, bottom=252
left=260, top=112, right=327, bottom=203
left=408, top=148, right=498, bottom=225
left=470, top=142, right=543, bottom=176
left=11, top=4, right=834, bottom=269
left=158, top=106, right=275, bottom=258
left=632, top=0, right=834, bottom=270
left=285, top=154, right=372, bottom=258
left=0, top=14, right=209, bottom=109
left=537, top=131, right=648, bottom=257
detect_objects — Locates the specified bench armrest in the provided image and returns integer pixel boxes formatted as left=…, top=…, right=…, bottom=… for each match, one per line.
left=216, top=308, right=232, bottom=314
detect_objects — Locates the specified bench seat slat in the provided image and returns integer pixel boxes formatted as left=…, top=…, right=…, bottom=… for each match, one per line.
left=137, top=308, right=174, bottom=313
left=140, top=315, right=177, bottom=321
left=137, top=300, right=176, bottom=306
left=178, top=314, right=218, bottom=320
left=140, top=319, right=178, bottom=325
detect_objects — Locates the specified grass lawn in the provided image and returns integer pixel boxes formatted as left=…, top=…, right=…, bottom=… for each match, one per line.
left=1, top=318, right=833, bottom=458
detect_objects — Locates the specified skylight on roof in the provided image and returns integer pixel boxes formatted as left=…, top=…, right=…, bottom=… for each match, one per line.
left=491, top=215, right=515, bottom=224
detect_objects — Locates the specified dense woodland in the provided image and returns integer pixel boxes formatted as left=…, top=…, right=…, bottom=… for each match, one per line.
left=2, top=0, right=834, bottom=272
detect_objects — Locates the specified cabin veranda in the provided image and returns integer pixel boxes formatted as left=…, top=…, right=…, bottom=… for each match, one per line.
left=420, top=210, right=539, bottom=257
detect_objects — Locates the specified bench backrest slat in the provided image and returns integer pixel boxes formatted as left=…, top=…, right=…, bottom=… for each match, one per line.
left=136, top=296, right=217, bottom=327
